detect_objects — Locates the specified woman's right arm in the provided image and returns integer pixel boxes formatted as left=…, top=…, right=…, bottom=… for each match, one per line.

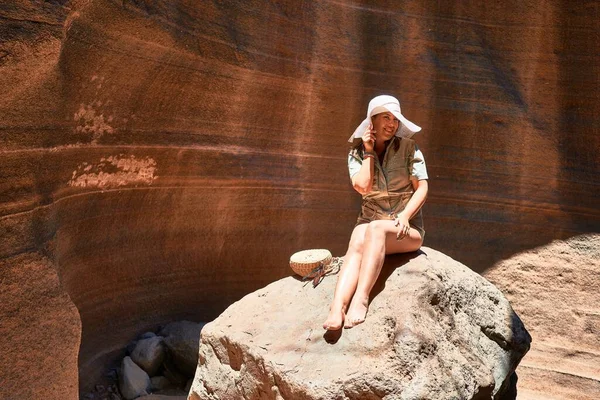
left=350, top=123, right=376, bottom=195
left=351, top=157, right=374, bottom=195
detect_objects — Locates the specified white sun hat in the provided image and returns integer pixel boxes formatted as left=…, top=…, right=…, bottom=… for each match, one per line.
left=347, top=95, right=421, bottom=142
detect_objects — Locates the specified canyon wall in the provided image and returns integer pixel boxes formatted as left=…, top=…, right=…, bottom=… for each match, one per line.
left=1, top=0, right=598, bottom=398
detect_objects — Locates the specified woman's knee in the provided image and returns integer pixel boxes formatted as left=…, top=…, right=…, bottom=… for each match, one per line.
left=365, top=220, right=388, bottom=239
left=347, top=236, right=364, bottom=255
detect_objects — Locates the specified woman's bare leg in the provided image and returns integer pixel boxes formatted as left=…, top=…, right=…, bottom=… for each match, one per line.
left=323, top=224, right=368, bottom=330
left=344, top=220, right=422, bottom=328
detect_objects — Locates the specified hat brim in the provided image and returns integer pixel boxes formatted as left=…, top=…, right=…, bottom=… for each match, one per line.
left=347, top=111, right=422, bottom=142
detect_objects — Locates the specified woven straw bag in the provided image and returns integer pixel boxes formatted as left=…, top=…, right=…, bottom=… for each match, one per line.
left=289, top=249, right=333, bottom=278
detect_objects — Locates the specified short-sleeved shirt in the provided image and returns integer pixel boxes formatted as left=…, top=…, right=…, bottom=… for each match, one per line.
left=348, top=136, right=428, bottom=235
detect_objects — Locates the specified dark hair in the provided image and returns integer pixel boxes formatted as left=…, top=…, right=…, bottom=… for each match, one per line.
left=350, top=140, right=365, bottom=159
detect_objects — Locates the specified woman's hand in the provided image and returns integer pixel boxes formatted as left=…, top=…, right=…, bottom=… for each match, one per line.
left=362, top=123, right=376, bottom=152
left=394, top=212, right=411, bottom=240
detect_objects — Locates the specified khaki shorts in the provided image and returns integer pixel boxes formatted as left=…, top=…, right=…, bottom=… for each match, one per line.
left=356, top=200, right=425, bottom=240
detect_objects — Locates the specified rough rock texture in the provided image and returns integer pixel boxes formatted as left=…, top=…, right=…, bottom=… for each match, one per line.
left=119, top=356, right=151, bottom=400
left=484, top=234, right=600, bottom=400
left=131, top=336, right=166, bottom=377
left=190, top=248, right=530, bottom=400
left=1, top=0, right=598, bottom=398
left=0, top=253, right=81, bottom=399
left=160, top=321, right=205, bottom=378
left=150, top=376, right=172, bottom=392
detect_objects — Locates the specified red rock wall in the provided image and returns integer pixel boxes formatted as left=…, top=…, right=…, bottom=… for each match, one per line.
left=1, top=0, right=598, bottom=397
left=0, top=2, right=82, bottom=399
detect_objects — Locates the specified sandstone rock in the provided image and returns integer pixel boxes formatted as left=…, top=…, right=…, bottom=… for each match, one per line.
left=136, top=395, right=187, bottom=400
left=484, top=234, right=600, bottom=400
left=126, top=340, right=138, bottom=356
left=119, top=356, right=151, bottom=400
left=159, top=321, right=205, bottom=377
left=162, top=355, right=188, bottom=387
left=150, top=376, right=172, bottom=391
left=0, top=253, right=81, bottom=399
left=190, top=248, right=530, bottom=400
left=140, top=332, right=158, bottom=340
left=131, top=336, right=166, bottom=376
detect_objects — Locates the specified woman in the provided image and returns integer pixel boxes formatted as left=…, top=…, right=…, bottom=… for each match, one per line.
left=323, top=95, right=429, bottom=330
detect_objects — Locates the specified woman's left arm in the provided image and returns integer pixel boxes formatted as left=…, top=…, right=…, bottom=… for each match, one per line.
left=395, top=179, right=428, bottom=238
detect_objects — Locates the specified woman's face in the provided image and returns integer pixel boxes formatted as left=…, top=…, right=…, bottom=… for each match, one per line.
left=371, top=111, right=399, bottom=142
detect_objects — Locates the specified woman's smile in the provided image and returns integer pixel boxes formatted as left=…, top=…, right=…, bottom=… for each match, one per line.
left=372, top=111, right=399, bottom=141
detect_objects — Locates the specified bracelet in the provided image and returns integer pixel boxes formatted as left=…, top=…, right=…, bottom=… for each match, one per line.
left=363, top=152, right=375, bottom=160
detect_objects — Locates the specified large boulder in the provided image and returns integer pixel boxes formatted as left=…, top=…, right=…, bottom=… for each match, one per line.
left=160, top=321, right=205, bottom=378
left=189, top=247, right=530, bottom=400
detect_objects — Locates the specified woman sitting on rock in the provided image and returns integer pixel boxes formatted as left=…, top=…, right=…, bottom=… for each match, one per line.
left=324, top=95, right=429, bottom=330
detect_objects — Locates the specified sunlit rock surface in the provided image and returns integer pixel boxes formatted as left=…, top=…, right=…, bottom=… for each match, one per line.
left=484, top=234, right=600, bottom=400
left=190, top=248, right=530, bottom=400
left=0, top=0, right=598, bottom=398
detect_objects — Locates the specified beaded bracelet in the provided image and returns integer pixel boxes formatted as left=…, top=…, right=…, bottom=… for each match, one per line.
left=363, top=152, right=375, bottom=160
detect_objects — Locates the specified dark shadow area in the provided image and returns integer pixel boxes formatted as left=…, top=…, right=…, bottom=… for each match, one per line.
left=321, top=249, right=423, bottom=344
left=323, top=327, right=343, bottom=344
left=495, top=372, right=518, bottom=400
left=370, top=249, right=424, bottom=301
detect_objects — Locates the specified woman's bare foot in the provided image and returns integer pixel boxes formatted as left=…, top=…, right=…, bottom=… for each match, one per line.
left=323, top=307, right=345, bottom=330
left=344, top=296, right=369, bottom=328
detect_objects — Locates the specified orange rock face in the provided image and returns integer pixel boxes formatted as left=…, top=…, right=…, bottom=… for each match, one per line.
left=0, top=0, right=598, bottom=398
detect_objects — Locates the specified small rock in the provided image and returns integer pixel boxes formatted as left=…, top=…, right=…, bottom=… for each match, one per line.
left=106, top=368, right=118, bottom=380
left=139, top=331, right=157, bottom=340
left=159, top=321, right=204, bottom=377
left=118, top=356, right=151, bottom=400
left=150, top=376, right=172, bottom=391
left=108, top=384, right=119, bottom=394
left=130, top=336, right=165, bottom=376
left=125, top=340, right=137, bottom=355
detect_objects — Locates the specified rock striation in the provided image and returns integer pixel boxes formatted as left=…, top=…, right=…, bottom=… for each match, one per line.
left=484, top=234, right=600, bottom=400
left=1, top=1, right=598, bottom=398
left=190, top=248, right=530, bottom=400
